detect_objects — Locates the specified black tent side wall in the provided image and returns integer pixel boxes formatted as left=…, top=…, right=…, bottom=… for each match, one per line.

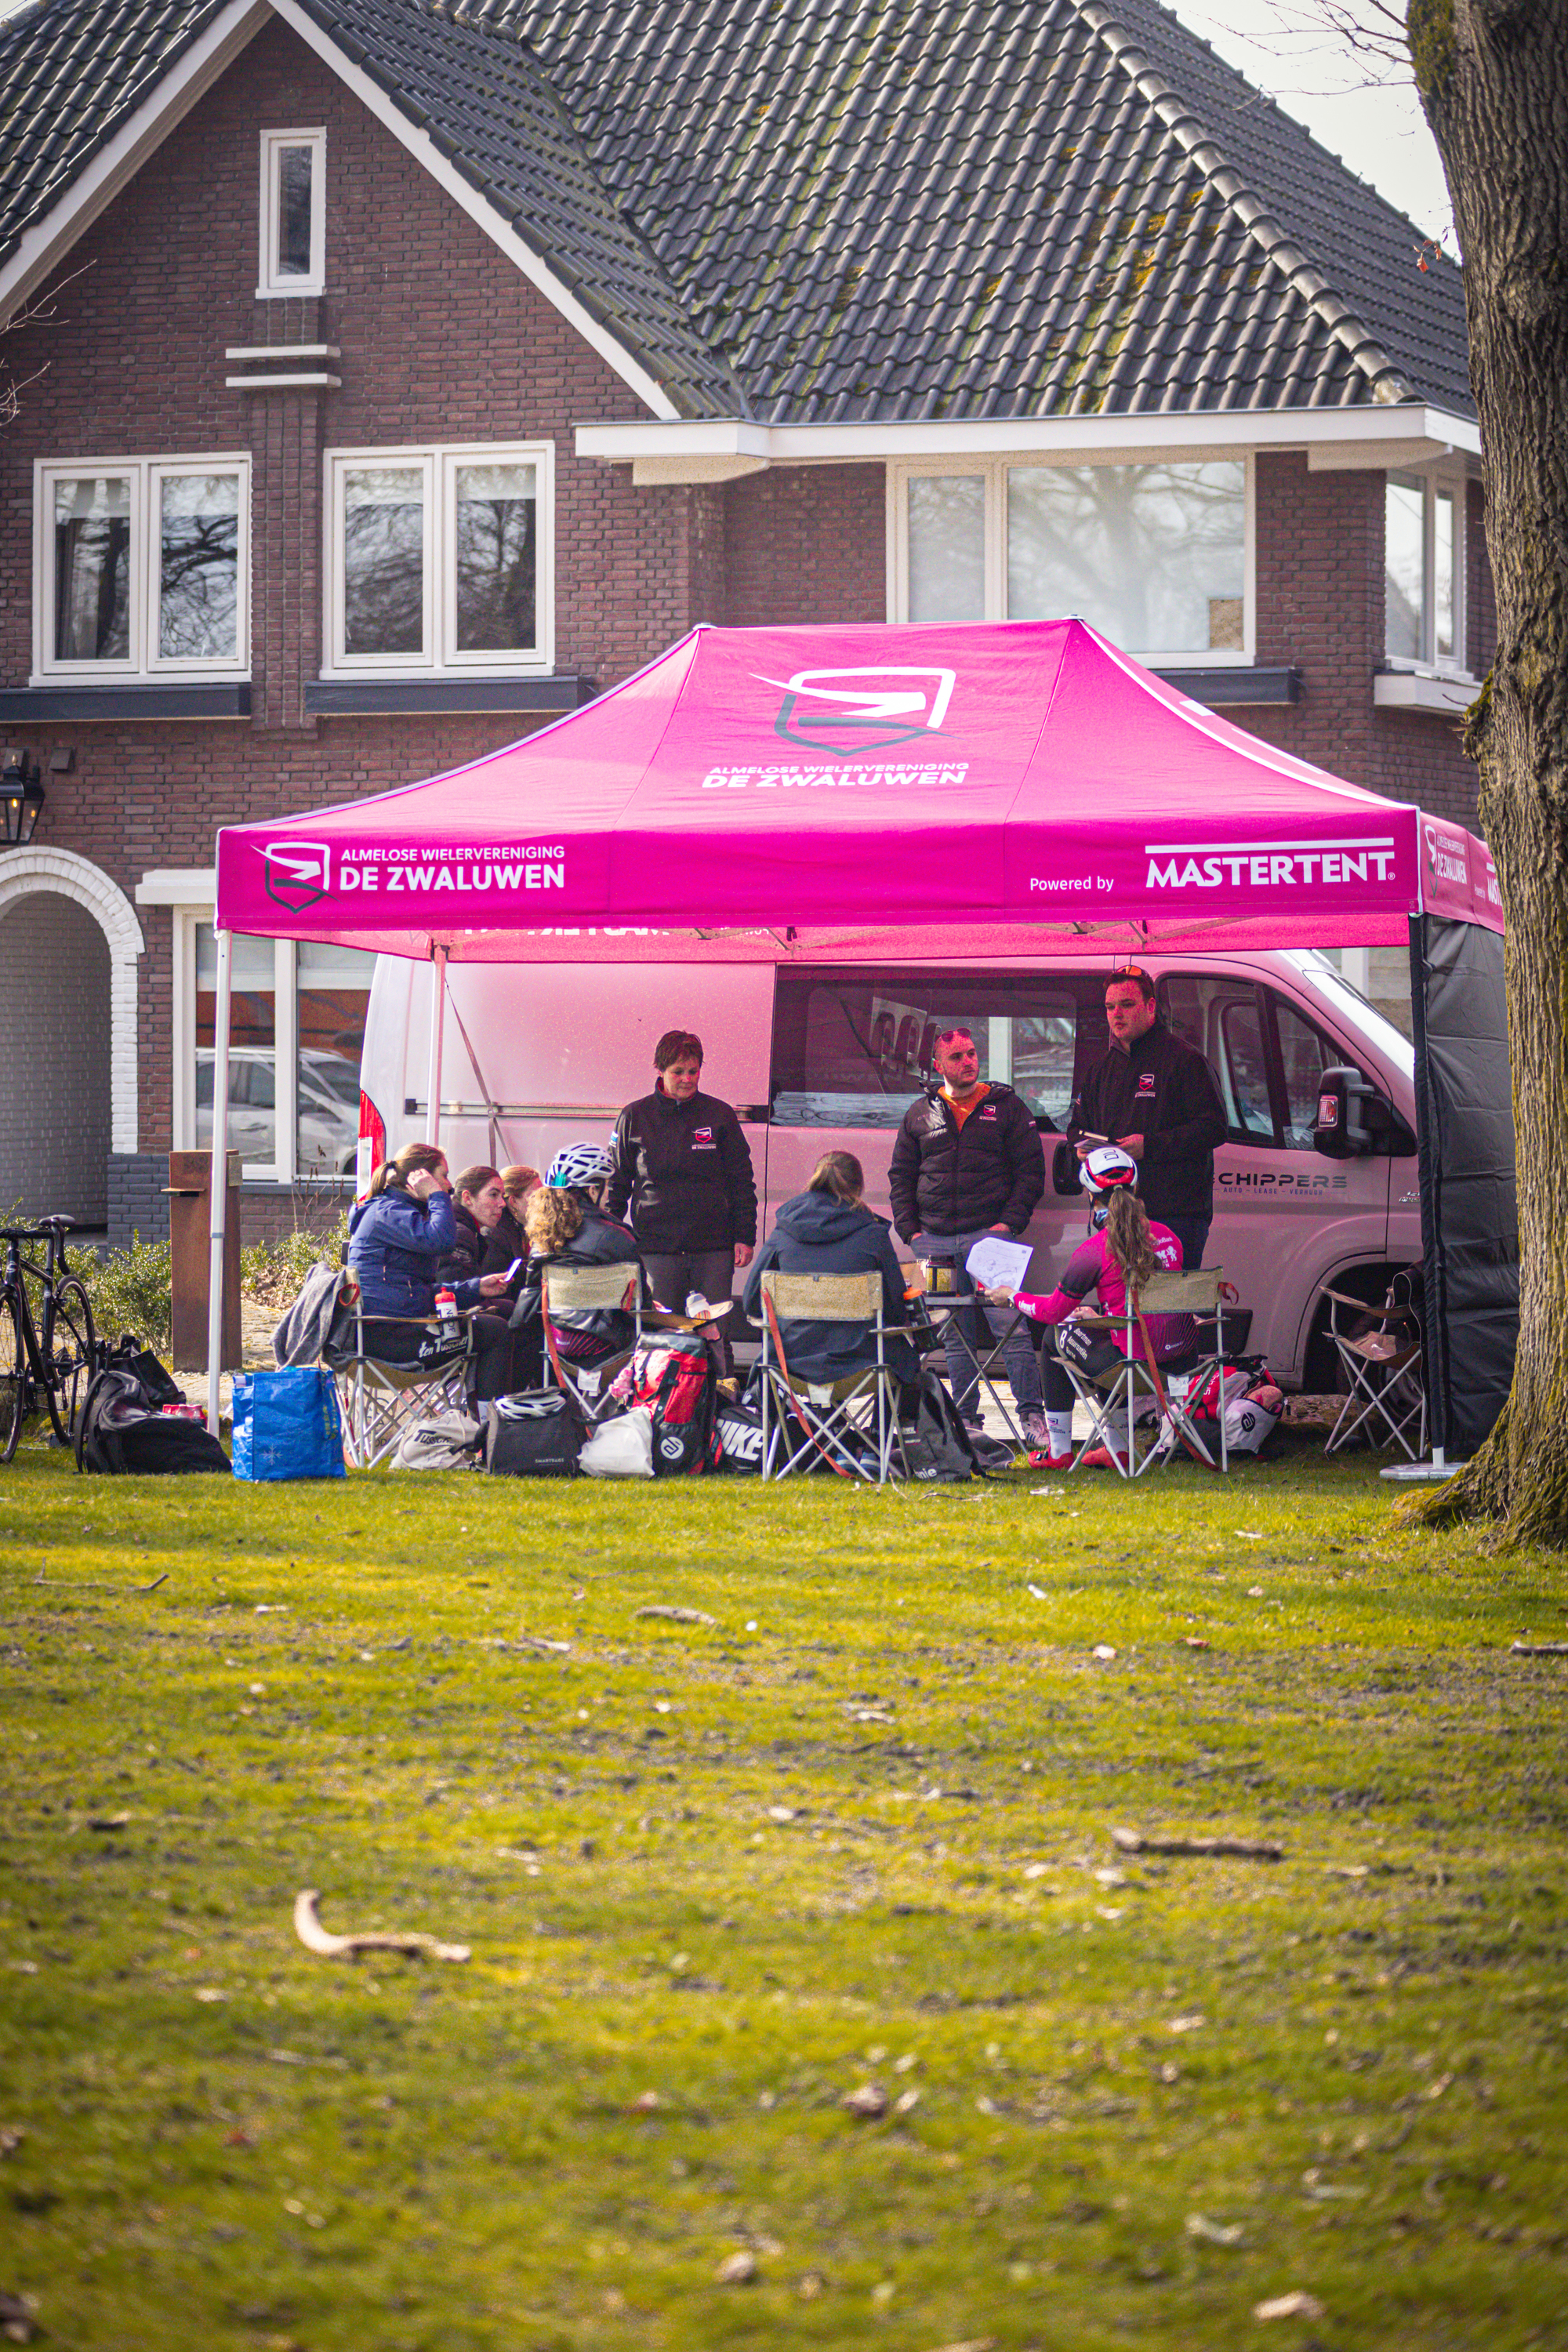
left=1409, top=914, right=1519, bottom=1457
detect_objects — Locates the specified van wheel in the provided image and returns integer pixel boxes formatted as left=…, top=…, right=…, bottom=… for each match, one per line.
left=1302, top=1263, right=1416, bottom=1393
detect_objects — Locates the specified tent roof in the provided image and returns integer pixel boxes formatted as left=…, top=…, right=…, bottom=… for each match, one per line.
left=215, top=619, right=1499, bottom=956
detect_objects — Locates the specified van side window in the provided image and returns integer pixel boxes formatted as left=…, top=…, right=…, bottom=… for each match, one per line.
left=1219, top=996, right=1276, bottom=1142
left=771, top=967, right=1084, bottom=1127
left=1160, top=971, right=1276, bottom=1145
left=1272, top=996, right=1346, bottom=1149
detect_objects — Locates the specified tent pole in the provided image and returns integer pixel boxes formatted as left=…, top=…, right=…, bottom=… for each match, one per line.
left=426, top=946, right=448, bottom=1147
left=205, top=927, right=233, bottom=1440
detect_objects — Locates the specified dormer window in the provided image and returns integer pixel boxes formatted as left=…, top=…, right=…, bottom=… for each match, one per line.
left=258, top=129, right=325, bottom=297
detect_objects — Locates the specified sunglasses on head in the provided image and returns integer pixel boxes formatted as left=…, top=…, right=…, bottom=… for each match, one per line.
left=935, top=1029, right=975, bottom=1047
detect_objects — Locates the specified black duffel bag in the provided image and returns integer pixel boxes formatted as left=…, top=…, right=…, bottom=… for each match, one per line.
left=76, top=1367, right=230, bottom=1475
left=485, top=1389, right=585, bottom=1477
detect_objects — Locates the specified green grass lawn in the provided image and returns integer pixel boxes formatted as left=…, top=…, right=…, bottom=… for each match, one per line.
left=2, top=1432, right=1566, bottom=2352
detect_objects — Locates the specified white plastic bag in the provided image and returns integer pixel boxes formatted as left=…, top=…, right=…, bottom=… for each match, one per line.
left=394, top=1412, right=484, bottom=1470
left=579, top=1406, right=655, bottom=1479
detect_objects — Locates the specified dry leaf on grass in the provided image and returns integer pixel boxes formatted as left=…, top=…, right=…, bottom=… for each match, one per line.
left=715, top=2250, right=757, bottom=2284
left=87, top=1812, right=131, bottom=1831
left=1185, top=2213, right=1245, bottom=2246
left=843, top=2082, right=887, bottom=2118
left=292, top=1889, right=470, bottom=1963
left=637, top=1605, right=717, bottom=1626
left=1509, top=1640, right=1568, bottom=1656
left=1254, top=2290, right=1324, bottom=2321
left=1112, top=1827, right=1283, bottom=1860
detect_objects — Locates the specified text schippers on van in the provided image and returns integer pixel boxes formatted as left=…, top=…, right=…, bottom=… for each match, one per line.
left=356, top=942, right=1417, bottom=1394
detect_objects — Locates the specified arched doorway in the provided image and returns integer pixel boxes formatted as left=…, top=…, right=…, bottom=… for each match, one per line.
left=0, top=854, right=144, bottom=1226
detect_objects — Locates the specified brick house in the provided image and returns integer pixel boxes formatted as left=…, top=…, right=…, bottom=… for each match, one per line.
left=0, top=0, right=1486, bottom=1242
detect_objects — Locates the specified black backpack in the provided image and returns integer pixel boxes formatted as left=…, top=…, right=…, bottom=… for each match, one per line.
left=898, top=1371, right=980, bottom=1483
left=484, top=1389, right=585, bottom=1477
left=98, top=1334, right=185, bottom=1407
left=75, top=1367, right=230, bottom=1476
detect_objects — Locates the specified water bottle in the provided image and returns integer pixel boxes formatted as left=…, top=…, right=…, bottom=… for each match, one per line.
left=435, top=1286, right=459, bottom=1343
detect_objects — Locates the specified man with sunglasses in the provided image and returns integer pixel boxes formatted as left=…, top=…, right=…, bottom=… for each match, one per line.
left=889, top=1025, right=1048, bottom=1450
left=1069, top=965, right=1227, bottom=1272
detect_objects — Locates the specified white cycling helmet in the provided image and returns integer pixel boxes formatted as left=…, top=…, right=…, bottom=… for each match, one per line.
left=1078, top=1143, right=1138, bottom=1198
left=546, top=1142, right=615, bottom=1191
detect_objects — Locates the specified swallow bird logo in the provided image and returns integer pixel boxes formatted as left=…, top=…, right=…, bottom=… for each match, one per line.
left=263, top=840, right=332, bottom=911
left=759, top=666, right=956, bottom=756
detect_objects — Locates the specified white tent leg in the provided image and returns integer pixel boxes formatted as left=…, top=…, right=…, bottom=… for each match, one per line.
left=205, top=928, right=233, bottom=1439
left=425, top=946, right=448, bottom=1147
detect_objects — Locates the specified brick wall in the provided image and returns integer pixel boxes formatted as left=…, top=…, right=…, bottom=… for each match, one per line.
left=0, top=892, right=111, bottom=1221
left=1242, top=452, right=1483, bottom=829
left=724, top=466, right=887, bottom=626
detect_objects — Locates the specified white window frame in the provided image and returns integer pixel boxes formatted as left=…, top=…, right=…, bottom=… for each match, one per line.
left=1384, top=467, right=1468, bottom=674
left=172, top=906, right=372, bottom=1186
left=887, top=452, right=1256, bottom=665
left=257, top=128, right=325, bottom=299
left=34, top=454, right=250, bottom=683
left=322, top=440, right=555, bottom=676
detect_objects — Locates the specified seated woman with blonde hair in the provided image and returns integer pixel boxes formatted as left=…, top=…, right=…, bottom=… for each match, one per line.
left=741, top=1150, right=917, bottom=1385
left=509, top=1142, right=648, bottom=1368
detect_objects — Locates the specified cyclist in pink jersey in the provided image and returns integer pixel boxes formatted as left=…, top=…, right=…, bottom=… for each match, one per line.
left=1010, top=1145, right=1195, bottom=1469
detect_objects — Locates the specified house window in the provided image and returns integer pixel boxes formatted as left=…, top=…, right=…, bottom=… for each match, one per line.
left=894, top=457, right=1251, bottom=661
left=325, top=444, right=553, bottom=673
left=187, top=918, right=374, bottom=1184
left=1385, top=471, right=1465, bottom=668
left=259, top=129, right=325, bottom=297
left=35, top=458, right=249, bottom=680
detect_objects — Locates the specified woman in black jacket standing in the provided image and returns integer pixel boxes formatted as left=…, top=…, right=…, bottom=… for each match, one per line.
left=607, top=1029, right=757, bottom=1376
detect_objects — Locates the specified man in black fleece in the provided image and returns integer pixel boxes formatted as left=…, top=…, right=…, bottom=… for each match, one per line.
left=1068, top=967, right=1228, bottom=1270
left=607, top=1029, right=757, bottom=1377
left=888, top=1025, right=1047, bottom=1443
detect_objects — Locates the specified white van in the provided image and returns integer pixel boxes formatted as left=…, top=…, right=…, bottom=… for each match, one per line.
left=357, top=946, right=1418, bottom=1390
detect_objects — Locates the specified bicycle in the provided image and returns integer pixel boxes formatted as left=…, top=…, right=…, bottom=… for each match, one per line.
left=0, top=1215, right=99, bottom=1461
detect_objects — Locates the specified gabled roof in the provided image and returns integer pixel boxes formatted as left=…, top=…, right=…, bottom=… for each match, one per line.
left=0, top=0, right=1472, bottom=425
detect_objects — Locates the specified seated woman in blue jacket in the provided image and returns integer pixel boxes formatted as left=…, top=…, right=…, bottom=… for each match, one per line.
left=742, top=1150, right=918, bottom=1387
left=347, top=1141, right=517, bottom=1401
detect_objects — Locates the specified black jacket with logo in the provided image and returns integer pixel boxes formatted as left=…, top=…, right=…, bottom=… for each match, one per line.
left=606, top=1085, right=758, bottom=1254
left=887, top=1082, right=1046, bottom=1245
left=1069, top=1020, right=1229, bottom=1221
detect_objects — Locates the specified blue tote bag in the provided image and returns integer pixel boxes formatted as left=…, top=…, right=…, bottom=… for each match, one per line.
left=232, top=1365, right=346, bottom=1481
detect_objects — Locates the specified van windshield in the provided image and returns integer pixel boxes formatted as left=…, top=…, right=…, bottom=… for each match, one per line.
left=770, top=967, right=1087, bottom=1126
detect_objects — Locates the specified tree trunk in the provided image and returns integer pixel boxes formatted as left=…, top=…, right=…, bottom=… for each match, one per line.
left=1405, top=0, right=1568, bottom=1541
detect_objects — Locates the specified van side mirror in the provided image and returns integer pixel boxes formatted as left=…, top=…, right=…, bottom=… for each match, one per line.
left=1052, top=1138, right=1080, bottom=1196
left=1314, top=1065, right=1394, bottom=1158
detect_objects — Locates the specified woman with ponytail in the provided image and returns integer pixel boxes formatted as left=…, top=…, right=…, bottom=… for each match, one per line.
left=1009, top=1145, right=1196, bottom=1468
left=347, top=1141, right=518, bottom=1400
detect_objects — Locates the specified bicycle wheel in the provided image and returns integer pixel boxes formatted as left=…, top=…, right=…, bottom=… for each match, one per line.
left=0, top=1284, right=25, bottom=1463
left=44, top=1276, right=97, bottom=1443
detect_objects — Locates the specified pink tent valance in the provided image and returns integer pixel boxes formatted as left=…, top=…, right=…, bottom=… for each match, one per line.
left=215, top=619, right=1498, bottom=956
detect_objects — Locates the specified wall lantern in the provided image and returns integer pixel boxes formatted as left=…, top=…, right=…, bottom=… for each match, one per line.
left=0, top=753, right=44, bottom=847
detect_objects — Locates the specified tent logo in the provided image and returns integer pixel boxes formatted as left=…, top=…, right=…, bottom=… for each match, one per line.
left=760, top=666, right=956, bottom=756
left=263, top=839, right=332, bottom=911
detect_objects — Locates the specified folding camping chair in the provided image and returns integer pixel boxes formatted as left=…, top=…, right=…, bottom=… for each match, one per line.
left=757, top=1269, right=902, bottom=1485
left=330, top=1303, right=474, bottom=1470
left=1323, top=1274, right=1426, bottom=1460
left=539, top=1260, right=642, bottom=1426
left=1142, top=1269, right=1258, bottom=1472
left=1054, top=1267, right=1231, bottom=1479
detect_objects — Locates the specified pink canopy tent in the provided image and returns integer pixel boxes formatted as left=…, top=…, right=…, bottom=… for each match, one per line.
left=202, top=619, right=1499, bottom=1430
left=214, top=618, right=1499, bottom=955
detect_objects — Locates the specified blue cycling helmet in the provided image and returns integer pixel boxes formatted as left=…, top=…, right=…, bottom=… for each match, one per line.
left=546, top=1142, right=615, bottom=1191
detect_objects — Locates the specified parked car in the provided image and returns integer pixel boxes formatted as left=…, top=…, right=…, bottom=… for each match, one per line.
left=356, top=946, right=1418, bottom=1390
left=197, top=1047, right=361, bottom=1176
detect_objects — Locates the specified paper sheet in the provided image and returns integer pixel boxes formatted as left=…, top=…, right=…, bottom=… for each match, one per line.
left=964, top=1235, right=1034, bottom=1293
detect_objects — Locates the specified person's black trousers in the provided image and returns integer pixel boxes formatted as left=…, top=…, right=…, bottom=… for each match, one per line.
left=360, top=1313, right=520, bottom=1403
left=1159, top=1213, right=1210, bottom=1270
